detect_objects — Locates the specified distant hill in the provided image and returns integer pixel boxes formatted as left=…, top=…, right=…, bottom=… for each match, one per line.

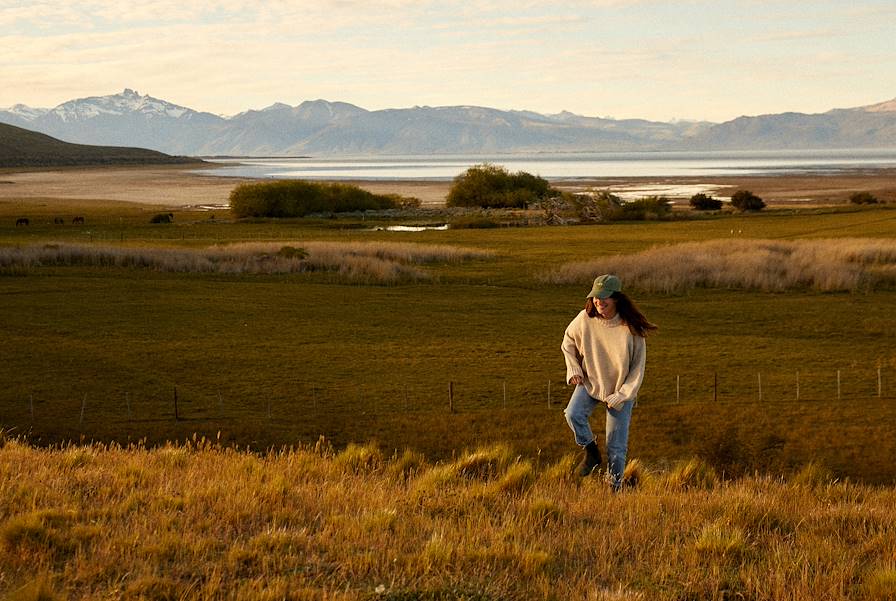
left=687, top=106, right=896, bottom=150
left=0, top=122, right=200, bottom=168
left=2, top=88, right=895, bottom=156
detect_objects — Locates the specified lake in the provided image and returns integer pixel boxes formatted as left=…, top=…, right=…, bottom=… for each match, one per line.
left=193, top=149, right=896, bottom=181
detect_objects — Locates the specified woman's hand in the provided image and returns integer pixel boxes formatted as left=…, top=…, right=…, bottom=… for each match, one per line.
left=605, top=392, right=626, bottom=409
left=569, top=375, right=584, bottom=386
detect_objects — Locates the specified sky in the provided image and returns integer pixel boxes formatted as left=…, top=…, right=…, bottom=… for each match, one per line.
left=1, top=0, right=894, bottom=123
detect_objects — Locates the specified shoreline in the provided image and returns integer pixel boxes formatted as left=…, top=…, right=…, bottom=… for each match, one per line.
left=0, top=163, right=893, bottom=208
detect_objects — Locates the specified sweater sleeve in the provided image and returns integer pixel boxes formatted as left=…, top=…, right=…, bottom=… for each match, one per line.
left=615, top=334, right=646, bottom=402
left=561, top=313, right=585, bottom=384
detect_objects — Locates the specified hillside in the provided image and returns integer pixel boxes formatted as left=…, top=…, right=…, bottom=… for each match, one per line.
left=0, top=122, right=200, bottom=168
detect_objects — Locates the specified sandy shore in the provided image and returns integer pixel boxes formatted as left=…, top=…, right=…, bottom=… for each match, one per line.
left=1, top=164, right=894, bottom=208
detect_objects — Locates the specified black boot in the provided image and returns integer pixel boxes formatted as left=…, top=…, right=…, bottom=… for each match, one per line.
left=576, top=441, right=602, bottom=477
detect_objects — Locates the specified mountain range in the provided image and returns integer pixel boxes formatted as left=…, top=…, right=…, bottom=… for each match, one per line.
left=2, top=89, right=894, bottom=157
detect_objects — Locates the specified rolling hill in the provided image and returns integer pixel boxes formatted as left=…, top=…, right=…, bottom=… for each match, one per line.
left=0, top=122, right=200, bottom=168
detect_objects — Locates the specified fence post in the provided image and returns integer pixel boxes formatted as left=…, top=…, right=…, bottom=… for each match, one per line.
left=837, top=370, right=841, bottom=401
left=174, top=385, right=179, bottom=421
left=126, top=392, right=132, bottom=420
left=713, top=372, right=718, bottom=402
left=796, top=371, right=800, bottom=401
left=547, top=380, right=551, bottom=408
left=879, top=367, right=883, bottom=398
left=30, top=394, right=34, bottom=424
left=758, top=373, right=762, bottom=401
left=503, top=381, right=507, bottom=410
left=448, top=382, right=455, bottom=413
left=676, top=375, right=680, bottom=403
left=79, top=394, right=86, bottom=428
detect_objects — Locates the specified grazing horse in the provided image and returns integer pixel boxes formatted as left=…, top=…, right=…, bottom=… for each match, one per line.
left=54, top=217, right=64, bottom=225
left=15, top=217, right=29, bottom=226
left=72, top=216, right=85, bottom=225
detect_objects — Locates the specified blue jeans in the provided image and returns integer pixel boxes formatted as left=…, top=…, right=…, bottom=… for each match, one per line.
left=563, top=385, right=633, bottom=489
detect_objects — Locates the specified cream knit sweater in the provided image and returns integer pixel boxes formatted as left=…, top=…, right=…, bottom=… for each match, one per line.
left=561, top=310, right=646, bottom=404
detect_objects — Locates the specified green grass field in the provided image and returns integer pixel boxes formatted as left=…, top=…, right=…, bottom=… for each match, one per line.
left=2, top=200, right=895, bottom=481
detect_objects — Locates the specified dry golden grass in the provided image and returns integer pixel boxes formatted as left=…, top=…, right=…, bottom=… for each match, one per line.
left=3, top=439, right=896, bottom=601
left=0, top=241, right=493, bottom=283
left=544, top=238, right=896, bottom=292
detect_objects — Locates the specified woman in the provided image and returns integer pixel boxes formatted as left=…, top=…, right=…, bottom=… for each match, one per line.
left=561, top=274, right=657, bottom=490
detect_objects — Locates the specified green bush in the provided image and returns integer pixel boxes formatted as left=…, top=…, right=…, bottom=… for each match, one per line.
left=849, top=191, right=880, bottom=205
left=620, top=196, right=672, bottom=220
left=690, top=193, right=723, bottom=211
left=730, top=190, right=766, bottom=211
left=229, top=180, right=400, bottom=218
left=446, top=164, right=557, bottom=209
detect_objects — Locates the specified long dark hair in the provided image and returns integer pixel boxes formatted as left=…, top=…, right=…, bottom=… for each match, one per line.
left=585, top=292, right=658, bottom=337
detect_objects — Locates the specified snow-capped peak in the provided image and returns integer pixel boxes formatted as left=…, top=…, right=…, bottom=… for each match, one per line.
left=0, top=104, right=49, bottom=120
left=49, top=89, right=193, bottom=122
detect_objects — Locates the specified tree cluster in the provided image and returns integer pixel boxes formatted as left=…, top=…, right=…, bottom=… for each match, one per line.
left=446, top=164, right=558, bottom=209
left=229, top=180, right=407, bottom=218
left=849, top=191, right=880, bottom=205
left=689, top=193, right=723, bottom=211
left=730, top=190, right=766, bottom=211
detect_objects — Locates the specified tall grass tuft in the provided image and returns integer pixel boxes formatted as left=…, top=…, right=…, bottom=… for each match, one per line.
left=791, top=461, right=835, bottom=490
left=451, top=444, right=516, bottom=480
left=488, top=460, right=536, bottom=496
left=621, top=458, right=647, bottom=490
left=864, top=564, right=896, bottom=600
left=665, top=458, right=719, bottom=490
left=544, top=238, right=896, bottom=292
left=3, top=576, right=60, bottom=601
left=694, top=521, right=749, bottom=558
left=334, top=442, right=383, bottom=474
left=387, top=448, right=427, bottom=482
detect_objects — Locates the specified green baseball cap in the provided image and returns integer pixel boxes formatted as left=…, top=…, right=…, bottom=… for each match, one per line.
left=587, top=274, right=622, bottom=299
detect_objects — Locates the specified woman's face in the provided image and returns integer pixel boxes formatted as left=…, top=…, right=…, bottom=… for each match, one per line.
left=593, top=295, right=617, bottom=318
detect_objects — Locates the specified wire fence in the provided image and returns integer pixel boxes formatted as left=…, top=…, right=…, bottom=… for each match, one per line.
left=2, top=367, right=892, bottom=434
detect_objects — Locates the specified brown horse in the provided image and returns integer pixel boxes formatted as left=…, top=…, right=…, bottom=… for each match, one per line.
left=72, top=216, right=85, bottom=225
left=15, top=217, right=29, bottom=226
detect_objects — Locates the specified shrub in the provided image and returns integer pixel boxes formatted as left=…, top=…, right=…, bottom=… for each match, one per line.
left=620, top=195, right=672, bottom=220
left=450, top=215, right=500, bottom=229
left=850, top=191, right=880, bottom=205
left=149, top=212, right=173, bottom=224
left=730, top=190, right=766, bottom=211
left=446, top=164, right=557, bottom=209
left=229, top=180, right=400, bottom=218
left=689, top=193, right=723, bottom=211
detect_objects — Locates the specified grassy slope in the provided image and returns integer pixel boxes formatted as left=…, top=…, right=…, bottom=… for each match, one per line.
left=0, top=122, right=200, bottom=167
left=1, top=441, right=895, bottom=600
left=0, top=204, right=895, bottom=482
